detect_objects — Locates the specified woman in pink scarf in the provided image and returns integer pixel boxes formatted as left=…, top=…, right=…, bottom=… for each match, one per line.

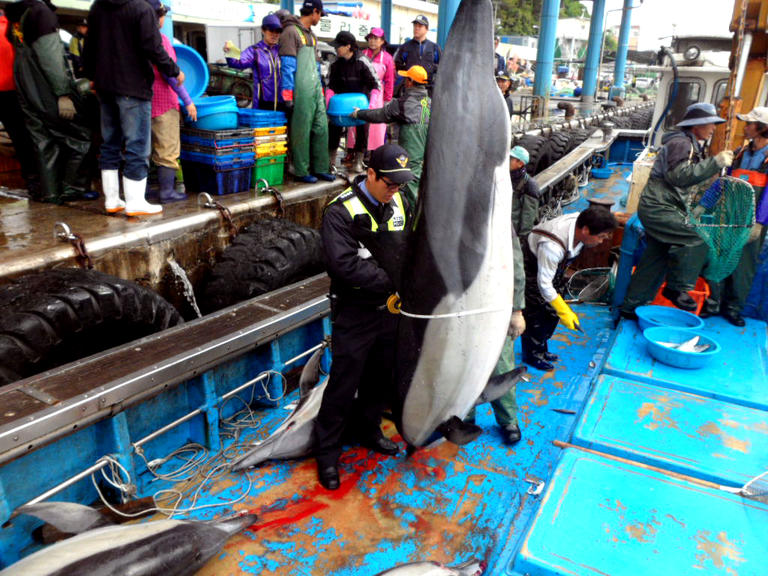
left=349, top=27, right=394, bottom=154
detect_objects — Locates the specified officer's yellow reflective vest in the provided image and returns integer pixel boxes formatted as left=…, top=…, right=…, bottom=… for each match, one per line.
left=329, top=187, right=406, bottom=232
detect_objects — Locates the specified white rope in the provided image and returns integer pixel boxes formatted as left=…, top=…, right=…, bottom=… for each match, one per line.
left=398, top=305, right=512, bottom=320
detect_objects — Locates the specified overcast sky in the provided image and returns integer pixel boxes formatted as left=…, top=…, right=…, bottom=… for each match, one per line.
left=581, top=0, right=734, bottom=50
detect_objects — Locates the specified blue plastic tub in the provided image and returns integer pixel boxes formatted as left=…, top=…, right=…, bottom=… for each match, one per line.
left=187, top=96, right=238, bottom=131
left=327, top=93, right=368, bottom=127
left=173, top=44, right=209, bottom=102
left=591, top=167, right=612, bottom=179
left=636, top=305, right=705, bottom=331
left=642, top=327, right=721, bottom=370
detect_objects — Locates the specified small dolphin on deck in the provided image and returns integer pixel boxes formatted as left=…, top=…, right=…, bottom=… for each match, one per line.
left=231, top=344, right=327, bottom=470
left=0, top=501, right=255, bottom=576
left=394, top=0, right=516, bottom=447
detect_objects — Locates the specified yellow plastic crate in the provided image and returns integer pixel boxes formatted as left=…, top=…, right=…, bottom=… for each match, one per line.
left=256, top=141, right=288, bottom=158
left=253, top=125, right=287, bottom=137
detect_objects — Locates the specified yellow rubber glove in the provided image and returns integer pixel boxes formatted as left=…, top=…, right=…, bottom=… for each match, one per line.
left=223, top=41, right=241, bottom=58
left=550, top=295, right=581, bottom=331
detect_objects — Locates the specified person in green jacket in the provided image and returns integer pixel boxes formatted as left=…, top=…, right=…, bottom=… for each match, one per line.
left=5, top=0, right=93, bottom=204
left=509, top=145, right=541, bottom=237
left=278, top=0, right=333, bottom=184
left=352, top=65, right=430, bottom=207
left=621, top=103, right=734, bottom=316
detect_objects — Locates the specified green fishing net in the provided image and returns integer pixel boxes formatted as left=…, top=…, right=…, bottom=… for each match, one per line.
left=690, top=176, right=755, bottom=283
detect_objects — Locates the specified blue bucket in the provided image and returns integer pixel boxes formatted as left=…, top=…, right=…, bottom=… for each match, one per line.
left=635, top=305, right=705, bottom=332
left=187, top=96, right=238, bottom=131
left=642, top=327, right=721, bottom=370
left=327, top=93, right=368, bottom=127
left=174, top=43, right=209, bottom=103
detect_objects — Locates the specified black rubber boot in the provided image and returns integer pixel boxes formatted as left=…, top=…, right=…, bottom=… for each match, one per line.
left=157, top=166, right=186, bottom=204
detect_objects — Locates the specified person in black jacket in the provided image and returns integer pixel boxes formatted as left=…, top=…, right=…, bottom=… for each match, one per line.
left=314, top=143, right=414, bottom=491
left=393, top=15, right=440, bottom=85
left=327, top=30, right=380, bottom=173
left=84, top=0, right=182, bottom=217
left=5, top=0, right=94, bottom=204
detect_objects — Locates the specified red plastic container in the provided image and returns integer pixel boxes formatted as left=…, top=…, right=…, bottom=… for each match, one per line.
left=651, top=276, right=711, bottom=316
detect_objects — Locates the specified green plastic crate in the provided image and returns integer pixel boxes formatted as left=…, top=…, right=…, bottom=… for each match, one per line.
left=253, top=154, right=286, bottom=188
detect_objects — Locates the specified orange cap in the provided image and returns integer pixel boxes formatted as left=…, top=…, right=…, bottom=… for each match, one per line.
left=397, top=65, right=428, bottom=84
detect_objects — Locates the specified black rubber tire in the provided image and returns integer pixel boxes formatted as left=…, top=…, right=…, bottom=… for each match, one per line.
left=546, top=131, right=573, bottom=165
left=515, top=134, right=549, bottom=175
left=0, top=269, right=183, bottom=385
left=565, top=128, right=597, bottom=153
left=201, top=218, right=325, bottom=314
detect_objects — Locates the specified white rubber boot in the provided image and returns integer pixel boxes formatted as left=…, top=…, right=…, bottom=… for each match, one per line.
left=123, top=176, right=162, bottom=216
left=352, top=152, right=365, bottom=174
left=101, top=169, right=124, bottom=213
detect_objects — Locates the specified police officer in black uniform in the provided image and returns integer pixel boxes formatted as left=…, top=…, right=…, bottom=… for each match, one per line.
left=314, top=144, right=414, bottom=490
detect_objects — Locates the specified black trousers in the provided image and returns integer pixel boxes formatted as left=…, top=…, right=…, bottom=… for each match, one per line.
left=314, top=299, right=397, bottom=468
left=520, top=242, right=562, bottom=361
left=0, top=90, right=38, bottom=181
left=328, top=122, right=368, bottom=154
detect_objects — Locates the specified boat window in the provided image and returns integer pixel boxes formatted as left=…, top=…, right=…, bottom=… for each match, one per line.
left=664, top=79, right=704, bottom=129
left=712, top=80, right=727, bottom=109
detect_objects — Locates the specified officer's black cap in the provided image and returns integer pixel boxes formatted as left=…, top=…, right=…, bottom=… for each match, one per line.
left=369, top=144, right=415, bottom=184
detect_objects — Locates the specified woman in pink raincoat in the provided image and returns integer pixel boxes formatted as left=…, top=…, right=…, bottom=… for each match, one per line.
left=346, top=27, right=394, bottom=159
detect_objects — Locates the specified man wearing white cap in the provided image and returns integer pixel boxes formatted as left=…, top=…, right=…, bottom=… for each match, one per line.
left=621, top=102, right=734, bottom=317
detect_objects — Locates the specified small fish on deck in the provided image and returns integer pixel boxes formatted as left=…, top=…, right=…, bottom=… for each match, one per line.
left=655, top=336, right=711, bottom=353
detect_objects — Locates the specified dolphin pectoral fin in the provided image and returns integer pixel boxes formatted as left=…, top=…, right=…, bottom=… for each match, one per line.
left=16, top=502, right=112, bottom=534
left=206, top=512, right=258, bottom=535
left=437, top=416, right=483, bottom=446
left=475, top=366, right=528, bottom=405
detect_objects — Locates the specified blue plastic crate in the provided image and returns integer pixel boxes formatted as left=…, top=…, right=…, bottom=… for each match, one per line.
left=182, top=160, right=254, bottom=195
left=238, top=109, right=287, bottom=128
left=181, top=127, right=254, bottom=148
left=180, top=148, right=255, bottom=168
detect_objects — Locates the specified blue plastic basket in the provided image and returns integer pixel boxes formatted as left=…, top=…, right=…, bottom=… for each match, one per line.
left=187, top=96, right=238, bottom=130
left=181, top=127, right=253, bottom=148
left=642, top=327, right=721, bottom=370
left=182, top=160, right=254, bottom=195
left=327, top=93, right=368, bottom=127
left=635, top=305, right=705, bottom=331
left=173, top=44, right=209, bottom=103
left=238, top=109, right=287, bottom=128
left=180, top=149, right=255, bottom=168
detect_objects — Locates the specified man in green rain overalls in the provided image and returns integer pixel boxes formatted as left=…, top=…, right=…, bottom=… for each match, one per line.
left=352, top=65, right=430, bottom=207
left=278, top=0, right=333, bottom=184
left=5, top=0, right=94, bottom=204
left=621, top=103, right=734, bottom=317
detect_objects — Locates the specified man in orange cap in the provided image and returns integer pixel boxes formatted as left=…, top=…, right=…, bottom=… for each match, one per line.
left=351, top=65, right=430, bottom=206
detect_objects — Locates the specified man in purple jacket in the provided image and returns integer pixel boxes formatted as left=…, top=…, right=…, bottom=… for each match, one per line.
left=224, top=14, right=283, bottom=111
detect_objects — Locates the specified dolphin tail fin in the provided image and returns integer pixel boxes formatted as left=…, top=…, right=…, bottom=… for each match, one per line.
left=475, top=366, right=528, bottom=405
left=15, top=502, right=112, bottom=534
left=437, top=416, right=483, bottom=446
left=298, top=343, right=326, bottom=402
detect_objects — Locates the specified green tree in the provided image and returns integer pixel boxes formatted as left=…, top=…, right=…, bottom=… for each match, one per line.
left=604, top=30, right=618, bottom=52
left=497, top=0, right=590, bottom=36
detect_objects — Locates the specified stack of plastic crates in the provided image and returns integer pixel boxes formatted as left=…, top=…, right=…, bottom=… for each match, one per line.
left=238, top=109, right=288, bottom=187
left=180, top=127, right=255, bottom=195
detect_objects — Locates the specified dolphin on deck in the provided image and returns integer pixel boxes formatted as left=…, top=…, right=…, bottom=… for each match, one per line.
left=0, top=502, right=255, bottom=576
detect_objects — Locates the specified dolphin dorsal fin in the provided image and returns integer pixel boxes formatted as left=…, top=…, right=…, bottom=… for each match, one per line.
left=17, top=502, right=112, bottom=534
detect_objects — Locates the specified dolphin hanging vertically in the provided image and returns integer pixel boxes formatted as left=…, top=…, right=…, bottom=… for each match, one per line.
left=395, top=0, right=515, bottom=447
left=0, top=502, right=255, bottom=576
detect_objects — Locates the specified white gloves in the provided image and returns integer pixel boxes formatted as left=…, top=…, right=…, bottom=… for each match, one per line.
left=714, top=150, right=734, bottom=168
left=58, top=96, right=76, bottom=120
left=749, top=223, right=764, bottom=243
left=507, top=310, right=526, bottom=339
